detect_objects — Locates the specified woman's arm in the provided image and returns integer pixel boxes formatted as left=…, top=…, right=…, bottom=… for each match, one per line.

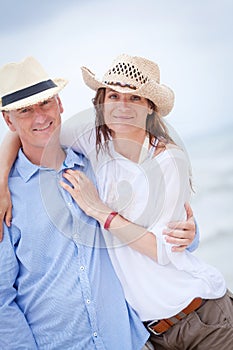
left=60, top=118, right=95, bottom=157
left=61, top=169, right=158, bottom=261
left=60, top=120, right=199, bottom=251
left=146, top=147, right=195, bottom=265
left=0, top=131, right=21, bottom=240
left=60, top=168, right=197, bottom=261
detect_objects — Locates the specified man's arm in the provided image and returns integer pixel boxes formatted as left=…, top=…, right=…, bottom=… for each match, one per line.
left=0, top=131, right=21, bottom=240
left=0, top=224, right=37, bottom=348
left=187, top=218, right=200, bottom=251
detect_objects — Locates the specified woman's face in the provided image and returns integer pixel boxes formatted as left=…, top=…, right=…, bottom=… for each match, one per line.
left=103, top=88, right=152, bottom=135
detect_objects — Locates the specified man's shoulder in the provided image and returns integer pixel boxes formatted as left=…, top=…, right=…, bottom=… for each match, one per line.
left=65, top=147, right=90, bottom=167
left=9, top=150, right=39, bottom=184
left=9, top=155, right=23, bottom=180
left=66, top=148, right=95, bottom=179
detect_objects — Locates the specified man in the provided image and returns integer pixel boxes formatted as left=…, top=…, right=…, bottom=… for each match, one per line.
left=0, top=56, right=148, bottom=349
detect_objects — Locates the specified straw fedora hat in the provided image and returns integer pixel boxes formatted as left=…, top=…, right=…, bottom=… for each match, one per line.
left=81, top=54, right=175, bottom=117
left=0, top=56, right=68, bottom=111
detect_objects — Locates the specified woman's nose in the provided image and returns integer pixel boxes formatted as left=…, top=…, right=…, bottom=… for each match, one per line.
left=117, top=97, right=131, bottom=109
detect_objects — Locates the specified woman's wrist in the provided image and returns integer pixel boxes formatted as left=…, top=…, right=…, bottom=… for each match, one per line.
left=0, top=176, right=9, bottom=188
left=0, top=162, right=11, bottom=186
left=104, top=211, right=118, bottom=230
left=85, top=202, right=112, bottom=226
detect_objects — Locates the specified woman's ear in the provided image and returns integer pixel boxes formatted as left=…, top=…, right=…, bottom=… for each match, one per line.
left=148, top=107, right=154, bottom=115
left=147, top=100, right=155, bottom=115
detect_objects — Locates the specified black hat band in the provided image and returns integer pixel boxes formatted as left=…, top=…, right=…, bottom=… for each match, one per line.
left=2, top=79, right=57, bottom=107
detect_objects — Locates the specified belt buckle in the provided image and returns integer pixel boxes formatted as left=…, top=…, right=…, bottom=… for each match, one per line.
left=147, top=319, right=163, bottom=336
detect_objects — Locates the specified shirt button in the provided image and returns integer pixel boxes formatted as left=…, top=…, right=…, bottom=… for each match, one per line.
left=93, top=332, right=98, bottom=337
left=80, top=266, right=85, bottom=271
left=67, top=202, right=72, bottom=207
left=73, top=233, right=79, bottom=240
left=86, top=299, right=91, bottom=304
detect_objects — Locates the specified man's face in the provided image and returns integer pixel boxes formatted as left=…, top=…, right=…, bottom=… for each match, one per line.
left=3, top=96, right=64, bottom=155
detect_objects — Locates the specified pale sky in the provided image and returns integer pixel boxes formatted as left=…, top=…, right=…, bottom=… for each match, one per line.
left=0, top=0, right=233, bottom=142
left=1, top=0, right=233, bottom=289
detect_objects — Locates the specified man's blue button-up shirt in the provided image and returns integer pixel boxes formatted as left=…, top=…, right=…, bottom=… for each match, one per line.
left=0, top=148, right=148, bottom=349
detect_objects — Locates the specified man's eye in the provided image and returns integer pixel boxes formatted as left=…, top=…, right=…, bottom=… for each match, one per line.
left=41, top=99, right=50, bottom=106
left=20, top=108, right=30, bottom=113
left=131, top=95, right=140, bottom=101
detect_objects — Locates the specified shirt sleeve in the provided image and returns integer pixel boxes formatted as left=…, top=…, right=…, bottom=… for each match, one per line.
left=0, top=224, right=38, bottom=349
left=186, top=218, right=200, bottom=252
left=148, top=148, right=192, bottom=265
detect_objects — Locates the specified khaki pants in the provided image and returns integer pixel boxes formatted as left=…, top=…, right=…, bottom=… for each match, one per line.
left=146, top=290, right=233, bottom=350
left=142, top=340, right=155, bottom=350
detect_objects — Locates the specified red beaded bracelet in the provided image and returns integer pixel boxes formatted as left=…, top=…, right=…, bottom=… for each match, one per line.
left=104, top=211, right=118, bottom=230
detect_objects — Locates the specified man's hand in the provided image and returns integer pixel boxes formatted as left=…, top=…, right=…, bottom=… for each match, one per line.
left=163, top=203, right=195, bottom=252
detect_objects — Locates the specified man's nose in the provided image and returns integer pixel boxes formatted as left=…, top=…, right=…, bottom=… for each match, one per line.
left=32, top=106, right=47, bottom=121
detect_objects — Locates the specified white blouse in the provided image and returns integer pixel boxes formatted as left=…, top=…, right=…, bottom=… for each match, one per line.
left=61, top=120, right=226, bottom=321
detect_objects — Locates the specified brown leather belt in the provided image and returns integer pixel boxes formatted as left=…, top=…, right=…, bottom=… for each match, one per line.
left=145, top=297, right=203, bottom=336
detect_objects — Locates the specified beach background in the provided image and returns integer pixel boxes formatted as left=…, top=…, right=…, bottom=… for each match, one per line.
left=187, top=125, right=233, bottom=290
left=0, top=0, right=232, bottom=290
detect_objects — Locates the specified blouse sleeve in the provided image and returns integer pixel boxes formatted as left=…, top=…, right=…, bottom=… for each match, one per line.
left=148, top=147, right=192, bottom=265
left=60, top=114, right=96, bottom=158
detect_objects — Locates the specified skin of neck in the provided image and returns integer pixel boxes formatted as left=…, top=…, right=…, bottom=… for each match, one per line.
left=111, top=128, right=147, bottom=162
left=22, top=135, right=66, bottom=171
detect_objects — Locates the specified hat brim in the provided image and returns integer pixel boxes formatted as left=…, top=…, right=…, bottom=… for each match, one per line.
left=0, top=78, right=68, bottom=111
left=81, top=67, right=174, bottom=117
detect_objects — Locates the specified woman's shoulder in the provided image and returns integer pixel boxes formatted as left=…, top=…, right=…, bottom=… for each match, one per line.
left=153, top=141, right=186, bottom=160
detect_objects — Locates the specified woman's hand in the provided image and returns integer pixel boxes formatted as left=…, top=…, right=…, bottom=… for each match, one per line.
left=60, top=169, right=158, bottom=260
left=60, top=169, right=109, bottom=220
left=0, top=184, right=12, bottom=241
left=163, top=203, right=196, bottom=252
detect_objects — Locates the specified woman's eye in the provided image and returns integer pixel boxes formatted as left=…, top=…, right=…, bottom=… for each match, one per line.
left=108, top=94, right=118, bottom=99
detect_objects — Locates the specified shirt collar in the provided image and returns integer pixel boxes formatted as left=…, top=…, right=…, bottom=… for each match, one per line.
left=15, top=148, right=85, bottom=183
left=62, top=147, right=85, bottom=169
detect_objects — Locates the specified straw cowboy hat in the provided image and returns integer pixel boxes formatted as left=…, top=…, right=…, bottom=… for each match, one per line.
left=0, top=56, right=68, bottom=111
left=81, top=54, right=175, bottom=117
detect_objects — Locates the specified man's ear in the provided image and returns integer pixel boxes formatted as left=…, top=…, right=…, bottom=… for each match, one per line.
left=56, top=96, right=64, bottom=114
left=2, top=111, right=17, bottom=132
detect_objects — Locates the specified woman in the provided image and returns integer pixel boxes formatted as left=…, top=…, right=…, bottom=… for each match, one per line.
left=60, top=54, right=233, bottom=349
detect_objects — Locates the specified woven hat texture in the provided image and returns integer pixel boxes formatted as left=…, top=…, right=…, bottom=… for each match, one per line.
left=81, top=54, right=174, bottom=116
left=0, top=56, right=67, bottom=111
